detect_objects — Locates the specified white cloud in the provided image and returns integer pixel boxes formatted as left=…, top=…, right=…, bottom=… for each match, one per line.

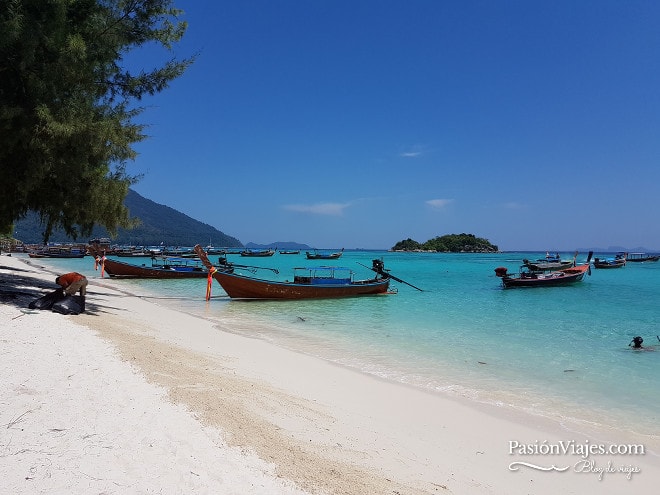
left=283, top=202, right=351, bottom=216
left=426, top=199, right=453, bottom=209
left=399, top=144, right=428, bottom=158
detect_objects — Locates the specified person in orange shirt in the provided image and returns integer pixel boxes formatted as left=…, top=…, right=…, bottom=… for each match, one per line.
left=55, top=272, right=88, bottom=297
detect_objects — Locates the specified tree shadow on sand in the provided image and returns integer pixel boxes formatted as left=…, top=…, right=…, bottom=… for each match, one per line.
left=0, top=264, right=58, bottom=310
left=1, top=262, right=107, bottom=317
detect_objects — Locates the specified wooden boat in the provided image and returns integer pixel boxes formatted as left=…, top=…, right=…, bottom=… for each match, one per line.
left=305, top=248, right=344, bottom=260
left=114, top=247, right=159, bottom=257
left=593, top=252, right=626, bottom=269
left=495, top=252, right=593, bottom=288
left=240, top=248, right=276, bottom=257
left=28, top=246, right=86, bottom=258
left=218, top=249, right=244, bottom=255
left=160, top=247, right=194, bottom=257
left=278, top=250, right=300, bottom=255
left=205, top=246, right=235, bottom=255
left=194, top=245, right=391, bottom=299
left=96, top=256, right=218, bottom=279
left=625, top=253, right=660, bottom=263
left=522, top=252, right=576, bottom=271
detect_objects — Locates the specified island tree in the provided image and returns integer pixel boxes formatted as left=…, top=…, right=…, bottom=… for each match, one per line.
left=0, top=0, right=194, bottom=242
left=392, top=233, right=498, bottom=252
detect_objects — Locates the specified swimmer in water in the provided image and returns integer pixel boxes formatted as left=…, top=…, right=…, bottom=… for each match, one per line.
left=629, top=336, right=656, bottom=351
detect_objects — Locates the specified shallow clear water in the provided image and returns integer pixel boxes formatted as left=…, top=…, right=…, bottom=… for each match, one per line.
left=24, top=251, right=660, bottom=437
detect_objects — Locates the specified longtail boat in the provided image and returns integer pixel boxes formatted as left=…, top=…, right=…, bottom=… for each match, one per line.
left=95, top=256, right=216, bottom=279
left=625, top=253, right=660, bottom=263
left=305, top=248, right=344, bottom=260
left=240, top=248, right=276, bottom=257
left=194, top=244, right=392, bottom=299
left=28, top=246, right=86, bottom=258
left=593, top=252, right=627, bottom=269
left=522, top=251, right=577, bottom=271
left=494, top=252, right=593, bottom=288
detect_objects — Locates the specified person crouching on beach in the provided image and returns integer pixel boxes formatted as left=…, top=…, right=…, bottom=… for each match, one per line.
left=55, top=272, right=88, bottom=297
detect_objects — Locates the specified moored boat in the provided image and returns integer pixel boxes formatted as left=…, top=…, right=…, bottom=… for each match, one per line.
left=522, top=251, right=576, bottom=271
left=305, top=248, right=344, bottom=260
left=495, top=252, right=593, bottom=288
left=28, top=246, right=87, bottom=258
left=194, top=245, right=392, bottom=299
left=95, top=255, right=217, bottom=279
left=593, top=252, right=627, bottom=269
left=625, top=253, right=660, bottom=263
left=114, top=247, right=160, bottom=257
left=240, top=248, right=276, bottom=257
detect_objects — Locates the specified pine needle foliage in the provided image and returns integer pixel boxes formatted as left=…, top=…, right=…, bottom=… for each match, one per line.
left=0, top=0, right=194, bottom=242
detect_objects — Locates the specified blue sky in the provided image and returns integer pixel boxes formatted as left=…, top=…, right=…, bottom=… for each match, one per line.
left=127, top=1, right=660, bottom=250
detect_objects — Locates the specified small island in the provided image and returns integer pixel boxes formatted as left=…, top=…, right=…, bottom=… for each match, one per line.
left=391, top=233, right=499, bottom=253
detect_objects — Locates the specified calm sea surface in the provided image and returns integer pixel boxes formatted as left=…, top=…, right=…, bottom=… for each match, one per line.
left=22, top=250, right=660, bottom=438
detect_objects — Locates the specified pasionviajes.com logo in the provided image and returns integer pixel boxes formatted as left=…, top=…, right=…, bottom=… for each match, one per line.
left=508, top=440, right=645, bottom=480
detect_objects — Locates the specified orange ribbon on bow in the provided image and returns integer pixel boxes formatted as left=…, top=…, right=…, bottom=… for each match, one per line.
left=206, top=267, right=217, bottom=301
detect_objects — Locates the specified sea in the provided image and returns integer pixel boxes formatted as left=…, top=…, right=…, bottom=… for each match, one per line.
left=20, top=250, right=660, bottom=440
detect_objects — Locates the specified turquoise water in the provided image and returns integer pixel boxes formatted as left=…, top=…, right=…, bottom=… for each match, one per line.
left=22, top=251, right=660, bottom=437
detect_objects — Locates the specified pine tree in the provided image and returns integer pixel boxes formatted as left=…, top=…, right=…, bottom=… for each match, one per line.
left=0, top=0, right=194, bottom=242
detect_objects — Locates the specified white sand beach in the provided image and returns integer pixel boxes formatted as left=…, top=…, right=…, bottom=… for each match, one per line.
left=1, top=253, right=658, bottom=494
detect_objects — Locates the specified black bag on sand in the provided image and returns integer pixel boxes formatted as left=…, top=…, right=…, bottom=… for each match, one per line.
left=28, top=289, right=65, bottom=310
left=51, top=294, right=85, bottom=315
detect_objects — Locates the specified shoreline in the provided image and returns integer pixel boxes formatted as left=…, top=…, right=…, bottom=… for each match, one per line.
left=2, top=253, right=658, bottom=494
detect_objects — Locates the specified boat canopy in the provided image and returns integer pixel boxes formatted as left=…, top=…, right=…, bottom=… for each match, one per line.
left=293, top=266, right=354, bottom=284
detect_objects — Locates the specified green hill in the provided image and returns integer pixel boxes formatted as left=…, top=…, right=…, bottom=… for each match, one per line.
left=392, top=233, right=498, bottom=253
left=13, top=189, right=243, bottom=247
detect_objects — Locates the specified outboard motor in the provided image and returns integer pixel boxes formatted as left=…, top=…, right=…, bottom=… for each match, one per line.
left=494, top=267, right=508, bottom=278
left=372, top=259, right=386, bottom=276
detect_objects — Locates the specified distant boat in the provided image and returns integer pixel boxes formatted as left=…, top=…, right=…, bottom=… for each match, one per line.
left=194, top=245, right=392, bottom=299
left=278, top=250, right=300, bottom=255
left=593, top=252, right=627, bottom=269
left=204, top=246, right=234, bottom=255
left=305, top=248, right=344, bottom=260
left=160, top=247, right=193, bottom=257
left=625, top=253, right=660, bottom=263
left=217, top=249, right=244, bottom=255
left=28, top=246, right=86, bottom=258
left=522, top=252, right=576, bottom=271
left=494, top=252, right=593, bottom=288
left=240, top=248, right=276, bottom=257
left=114, top=247, right=159, bottom=257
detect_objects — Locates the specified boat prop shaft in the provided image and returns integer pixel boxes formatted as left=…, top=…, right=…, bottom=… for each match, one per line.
left=358, top=260, right=423, bottom=292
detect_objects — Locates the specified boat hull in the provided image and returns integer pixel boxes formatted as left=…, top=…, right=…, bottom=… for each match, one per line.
left=28, top=252, right=86, bottom=258
left=101, top=258, right=210, bottom=279
left=28, top=247, right=86, bottom=258
left=497, top=253, right=592, bottom=288
left=501, top=271, right=586, bottom=288
left=240, top=250, right=275, bottom=257
left=522, top=260, right=573, bottom=271
left=305, top=249, right=344, bottom=260
left=305, top=254, right=342, bottom=260
left=212, top=271, right=390, bottom=299
left=626, top=254, right=660, bottom=262
left=593, top=261, right=626, bottom=269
